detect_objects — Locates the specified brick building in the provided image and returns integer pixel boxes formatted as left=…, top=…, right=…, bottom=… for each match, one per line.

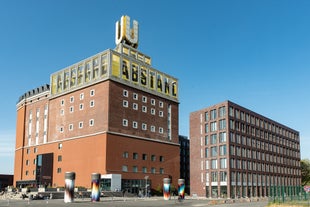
left=190, top=100, right=301, bottom=198
left=14, top=16, right=180, bottom=193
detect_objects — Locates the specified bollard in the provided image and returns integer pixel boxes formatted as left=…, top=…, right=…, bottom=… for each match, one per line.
left=91, top=173, right=101, bottom=202
left=64, top=172, right=76, bottom=203
left=163, top=178, right=171, bottom=200
left=178, top=179, right=185, bottom=200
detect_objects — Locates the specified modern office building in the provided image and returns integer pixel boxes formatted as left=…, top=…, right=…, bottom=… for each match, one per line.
left=190, top=100, right=301, bottom=198
left=179, top=135, right=190, bottom=195
left=14, top=15, right=180, bottom=193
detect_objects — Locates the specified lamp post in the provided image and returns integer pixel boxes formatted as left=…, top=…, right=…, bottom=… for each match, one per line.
left=144, top=176, right=149, bottom=197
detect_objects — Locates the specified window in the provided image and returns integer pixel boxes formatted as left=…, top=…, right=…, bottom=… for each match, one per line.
left=79, top=103, right=84, bottom=110
left=219, top=106, right=226, bottom=117
left=142, top=123, right=147, bottom=130
left=205, top=124, right=209, bottom=133
left=60, top=126, right=64, bottom=133
left=159, top=111, right=164, bottom=117
left=123, top=152, right=129, bottom=158
left=25, top=171, right=29, bottom=176
left=89, top=119, right=94, bottom=126
left=219, top=132, right=226, bottom=143
left=159, top=156, right=164, bottom=162
left=132, top=121, right=138, bottom=129
left=210, top=122, right=217, bottom=132
left=151, top=125, right=155, bottom=132
left=60, top=109, right=64, bottom=115
left=133, top=153, right=138, bottom=159
left=122, top=165, right=128, bottom=172
left=133, top=93, right=138, bottom=100
left=205, top=112, right=209, bottom=122
left=205, top=148, right=209, bottom=158
left=69, top=124, right=73, bottom=131
left=132, top=166, right=138, bottom=173
left=205, top=135, right=209, bottom=145
left=90, top=89, right=95, bottom=96
left=220, top=171, right=227, bottom=181
left=79, top=122, right=83, bottom=128
left=219, top=119, right=226, bottom=130
left=142, top=154, right=147, bottom=160
left=151, top=108, right=155, bottom=115
left=58, top=155, right=62, bottom=162
left=58, top=143, right=62, bottom=149
left=210, top=134, right=217, bottom=144
left=123, top=90, right=128, bottom=97
left=142, top=106, right=147, bottom=113
left=142, top=96, right=147, bottom=103
left=159, top=101, right=164, bottom=108
left=160, top=168, right=164, bottom=174
left=142, top=167, right=147, bottom=173
left=151, top=99, right=155, bottom=105
left=57, top=168, right=62, bottom=173
left=80, top=93, right=84, bottom=100
left=210, top=109, right=217, bottom=120
left=159, top=127, right=163, bottom=134
left=133, top=103, right=138, bottom=110
left=69, top=106, right=74, bottom=113
left=26, top=160, right=29, bottom=166
left=61, top=99, right=65, bottom=106
left=211, top=146, right=217, bottom=157
left=27, top=148, right=30, bottom=154
left=90, top=100, right=95, bottom=107
left=70, top=96, right=74, bottom=103
left=151, top=155, right=156, bottom=161
left=151, top=167, right=156, bottom=174
left=211, top=159, right=217, bottom=169
left=219, top=145, right=227, bottom=156
left=123, top=100, right=129, bottom=107
left=123, top=119, right=128, bottom=127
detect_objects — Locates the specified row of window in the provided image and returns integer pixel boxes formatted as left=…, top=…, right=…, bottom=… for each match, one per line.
left=229, top=146, right=299, bottom=167
left=123, top=90, right=164, bottom=108
left=122, top=119, right=165, bottom=133
left=60, top=100, right=95, bottom=116
left=205, top=119, right=226, bottom=133
left=229, top=133, right=300, bottom=158
left=204, top=106, right=226, bottom=122
left=122, top=165, right=164, bottom=174
left=123, top=152, right=164, bottom=162
left=59, top=119, right=95, bottom=133
left=123, top=100, right=164, bottom=117
left=228, top=106, right=298, bottom=140
left=60, top=90, right=95, bottom=106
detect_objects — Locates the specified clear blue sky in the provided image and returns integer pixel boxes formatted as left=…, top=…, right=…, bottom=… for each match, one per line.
left=1, top=0, right=310, bottom=174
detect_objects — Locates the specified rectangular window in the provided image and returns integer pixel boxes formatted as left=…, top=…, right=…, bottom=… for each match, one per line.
left=159, top=111, right=164, bottom=117
left=211, top=146, right=218, bottom=157
left=90, top=100, right=95, bottom=107
left=58, top=155, right=62, bottom=162
left=219, top=145, right=227, bottom=156
left=142, top=154, right=147, bottom=160
left=122, top=165, right=128, bottom=172
left=205, top=112, right=209, bottom=122
left=151, top=167, right=156, bottom=174
left=210, top=122, right=217, bottom=132
left=142, top=106, right=147, bottom=113
left=70, top=96, right=74, bottom=103
left=133, top=153, right=138, bottom=159
left=79, top=103, right=84, bottom=110
left=151, top=108, right=155, bottom=115
left=219, top=106, right=226, bottom=118
left=205, top=148, right=209, bottom=158
left=69, top=106, right=74, bottom=113
left=151, top=155, right=156, bottom=161
left=132, top=166, right=138, bottom=173
left=151, top=99, right=155, bottom=105
left=123, top=119, right=128, bottom=127
left=132, top=121, right=138, bottom=129
left=142, top=167, right=147, bottom=173
left=211, top=159, right=217, bottom=169
left=133, top=103, right=138, bottom=110
left=210, top=109, right=217, bottom=120
left=142, top=123, right=147, bottom=130
left=219, top=132, right=226, bottom=143
left=79, top=122, right=83, bottom=128
left=159, top=156, right=164, bottom=162
left=151, top=125, right=155, bottom=132
left=220, top=158, right=227, bottom=169
left=69, top=124, right=73, bottom=131
left=142, top=96, right=147, bottom=103
left=205, top=135, right=209, bottom=145
left=80, top=93, right=84, bottom=100
left=123, top=90, right=128, bottom=97
left=159, top=101, right=164, bottom=108
left=159, top=127, right=164, bottom=134
left=57, top=168, right=62, bottom=173
left=210, top=134, right=217, bottom=144
left=123, top=100, right=128, bottom=107
left=160, top=168, right=164, bottom=174
left=205, top=124, right=209, bottom=133
left=89, top=119, right=94, bottom=126
left=219, top=119, right=226, bottom=130
left=90, top=89, right=95, bottom=96
left=133, top=93, right=138, bottom=100
left=123, top=152, right=128, bottom=158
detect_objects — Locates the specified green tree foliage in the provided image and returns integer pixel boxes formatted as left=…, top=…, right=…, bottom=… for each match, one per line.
left=301, top=159, right=310, bottom=186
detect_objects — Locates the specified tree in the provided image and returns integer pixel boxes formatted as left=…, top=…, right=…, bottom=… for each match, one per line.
left=301, top=159, right=310, bottom=186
